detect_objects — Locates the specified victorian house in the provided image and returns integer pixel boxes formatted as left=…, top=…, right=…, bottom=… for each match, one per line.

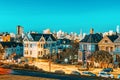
left=98, top=35, right=118, bottom=53
left=78, top=29, right=103, bottom=62
left=0, top=42, right=23, bottom=59
left=0, top=32, right=11, bottom=42
left=57, top=38, right=72, bottom=53
left=23, top=33, right=57, bottom=59
left=113, top=35, right=120, bottom=64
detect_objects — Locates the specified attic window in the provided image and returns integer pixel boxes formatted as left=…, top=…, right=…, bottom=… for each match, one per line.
left=105, top=40, right=108, bottom=43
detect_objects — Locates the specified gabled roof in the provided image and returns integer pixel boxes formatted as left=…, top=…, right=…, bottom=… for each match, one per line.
left=80, top=33, right=103, bottom=43
left=30, top=33, right=42, bottom=41
left=0, top=32, right=10, bottom=36
left=114, top=36, right=120, bottom=43
left=29, top=33, right=56, bottom=41
left=107, top=35, right=118, bottom=42
left=0, top=42, right=23, bottom=48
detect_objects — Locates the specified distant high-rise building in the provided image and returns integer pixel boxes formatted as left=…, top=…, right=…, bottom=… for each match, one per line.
left=79, top=29, right=83, bottom=41
left=43, top=29, right=51, bottom=34
left=17, top=25, right=23, bottom=35
left=109, top=30, right=114, bottom=35
left=83, top=33, right=86, bottom=38
left=90, top=28, right=94, bottom=34
left=116, top=25, right=119, bottom=33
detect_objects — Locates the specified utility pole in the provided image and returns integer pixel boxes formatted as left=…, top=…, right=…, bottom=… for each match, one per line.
left=82, top=50, right=86, bottom=68
left=49, top=43, right=52, bottom=72
left=49, top=57, right=51, bottom=72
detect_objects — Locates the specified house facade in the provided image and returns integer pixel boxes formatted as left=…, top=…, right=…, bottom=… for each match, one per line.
left=78, top=29, right=103, bottom=62
left=0, top=33, right=11, bottom=42
left=113, top=36, right=120, bottom=64
left=98, top=35, right=118, bottom=53
left=23, top=33, right=57, bottom=59
left=0, top=42, right=23, bottom=59
left=57, top=38, right=72, bottom=53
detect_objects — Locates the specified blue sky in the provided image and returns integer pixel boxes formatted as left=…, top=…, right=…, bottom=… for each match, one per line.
left=0, top=0, right=120, bottom=34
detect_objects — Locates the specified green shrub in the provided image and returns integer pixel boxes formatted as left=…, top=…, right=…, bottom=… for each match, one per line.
left=24, top=64, right=29, bottom=69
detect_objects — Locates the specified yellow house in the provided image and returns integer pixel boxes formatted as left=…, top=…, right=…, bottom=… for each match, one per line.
left=2, top=34, right=11, bottom=42
left=0, top=33, right=11, bottom=42
left=98, top=35, right=118, bottom=52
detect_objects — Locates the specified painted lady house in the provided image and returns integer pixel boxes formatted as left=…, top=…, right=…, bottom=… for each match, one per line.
left=78, top=29, right=103, bottom=63
left=0, top=42, right=23, bottom=60
left=23, top=32, right=57, bottom=59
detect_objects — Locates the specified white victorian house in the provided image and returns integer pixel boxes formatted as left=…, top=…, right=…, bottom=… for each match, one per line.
left=23, top=33, right=57, bottom=59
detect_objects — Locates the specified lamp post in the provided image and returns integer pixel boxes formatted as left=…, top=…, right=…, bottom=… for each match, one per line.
left=82, top=50, right=86, bottom=68
left=49, top=43, right=52, bottom=72
left=49, top=56, right=51, bottom=72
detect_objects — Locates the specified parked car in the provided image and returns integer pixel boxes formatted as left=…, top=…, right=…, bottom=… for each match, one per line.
left=117, top=74, right=120, bottom=79
left=82, top=71, right=96, bottom=76
left=98, top=72, right=114, bottom=78
left=102, top=68, right=113, bottom=72
left=54, top=70, right=65, bottom=74
left=71, top=71, right=81, bottom=76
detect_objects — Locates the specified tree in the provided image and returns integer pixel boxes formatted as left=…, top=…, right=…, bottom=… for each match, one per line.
left=60, top=41, right=79, bottom=63
left=88, top=50, right=113, bottom=68
left=0, top=47, right=5, bottom=60
left=9, top=52, right=16, bottom=60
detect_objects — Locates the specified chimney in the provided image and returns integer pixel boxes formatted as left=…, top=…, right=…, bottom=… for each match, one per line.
left=90, top=28, right=94, bottom=34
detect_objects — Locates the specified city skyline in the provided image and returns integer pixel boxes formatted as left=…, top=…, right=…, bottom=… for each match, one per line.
left=0, top=0, right=120, bottom=33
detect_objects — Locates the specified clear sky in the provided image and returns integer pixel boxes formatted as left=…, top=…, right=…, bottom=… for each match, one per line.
left=0, top=0, right=120, bottom=34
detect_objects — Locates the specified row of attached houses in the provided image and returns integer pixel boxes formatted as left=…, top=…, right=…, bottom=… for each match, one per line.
left=0, top=32, right=72, bottom=60
left=78, top=29, right=120, bottom=64
left=0, top=42, right=23, bottom=59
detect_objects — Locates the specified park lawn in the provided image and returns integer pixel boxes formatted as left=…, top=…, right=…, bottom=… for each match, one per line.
left=0, top=75, right=57, bottom=80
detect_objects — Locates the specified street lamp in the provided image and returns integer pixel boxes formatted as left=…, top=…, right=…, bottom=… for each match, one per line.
left=49, top=43, right=52, bottom=72
left=82, top=50, right=86, bottom=68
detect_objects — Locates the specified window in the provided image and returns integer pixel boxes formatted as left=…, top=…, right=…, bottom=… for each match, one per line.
left=25, top=50, right=28, bottom=55
left=25, top=44, right=28, bottom=47
left=30, top=44, right=32, bottom=48
left=44, top=50, right=46, bottom=55
left=110, top=47, right=113, bottom=52
left=106, top=47, right=108, bottom=51
left=17, top=49, right=19, bottom=51
left=41, top=51, right=43, bottom=55
left=41, top=44, right=43, bottom=48
left=11, top=49, right=13, bottom=51
left=84, top=44, right=87, bottom=50
left=91, top=45, right=95, bottom=51
left=105, top=40, right=108, bottom=43
left=40, top=38, right=44, bottom=42
left=52, top=43, right=55, bottom=46
left=38, top=51, right=40, bottom=55
left=63, top=41, right=66, bottom=44
left=88, top=45, right=91, bottom=51
left=20, top=48, right=23, bottom=51
left=38, top=43, right=40, bottom=48
left=30, top=51, right=32, bottom=55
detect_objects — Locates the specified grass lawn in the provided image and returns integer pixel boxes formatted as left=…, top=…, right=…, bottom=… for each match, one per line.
left=0, top=75, right=57, bottom=80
